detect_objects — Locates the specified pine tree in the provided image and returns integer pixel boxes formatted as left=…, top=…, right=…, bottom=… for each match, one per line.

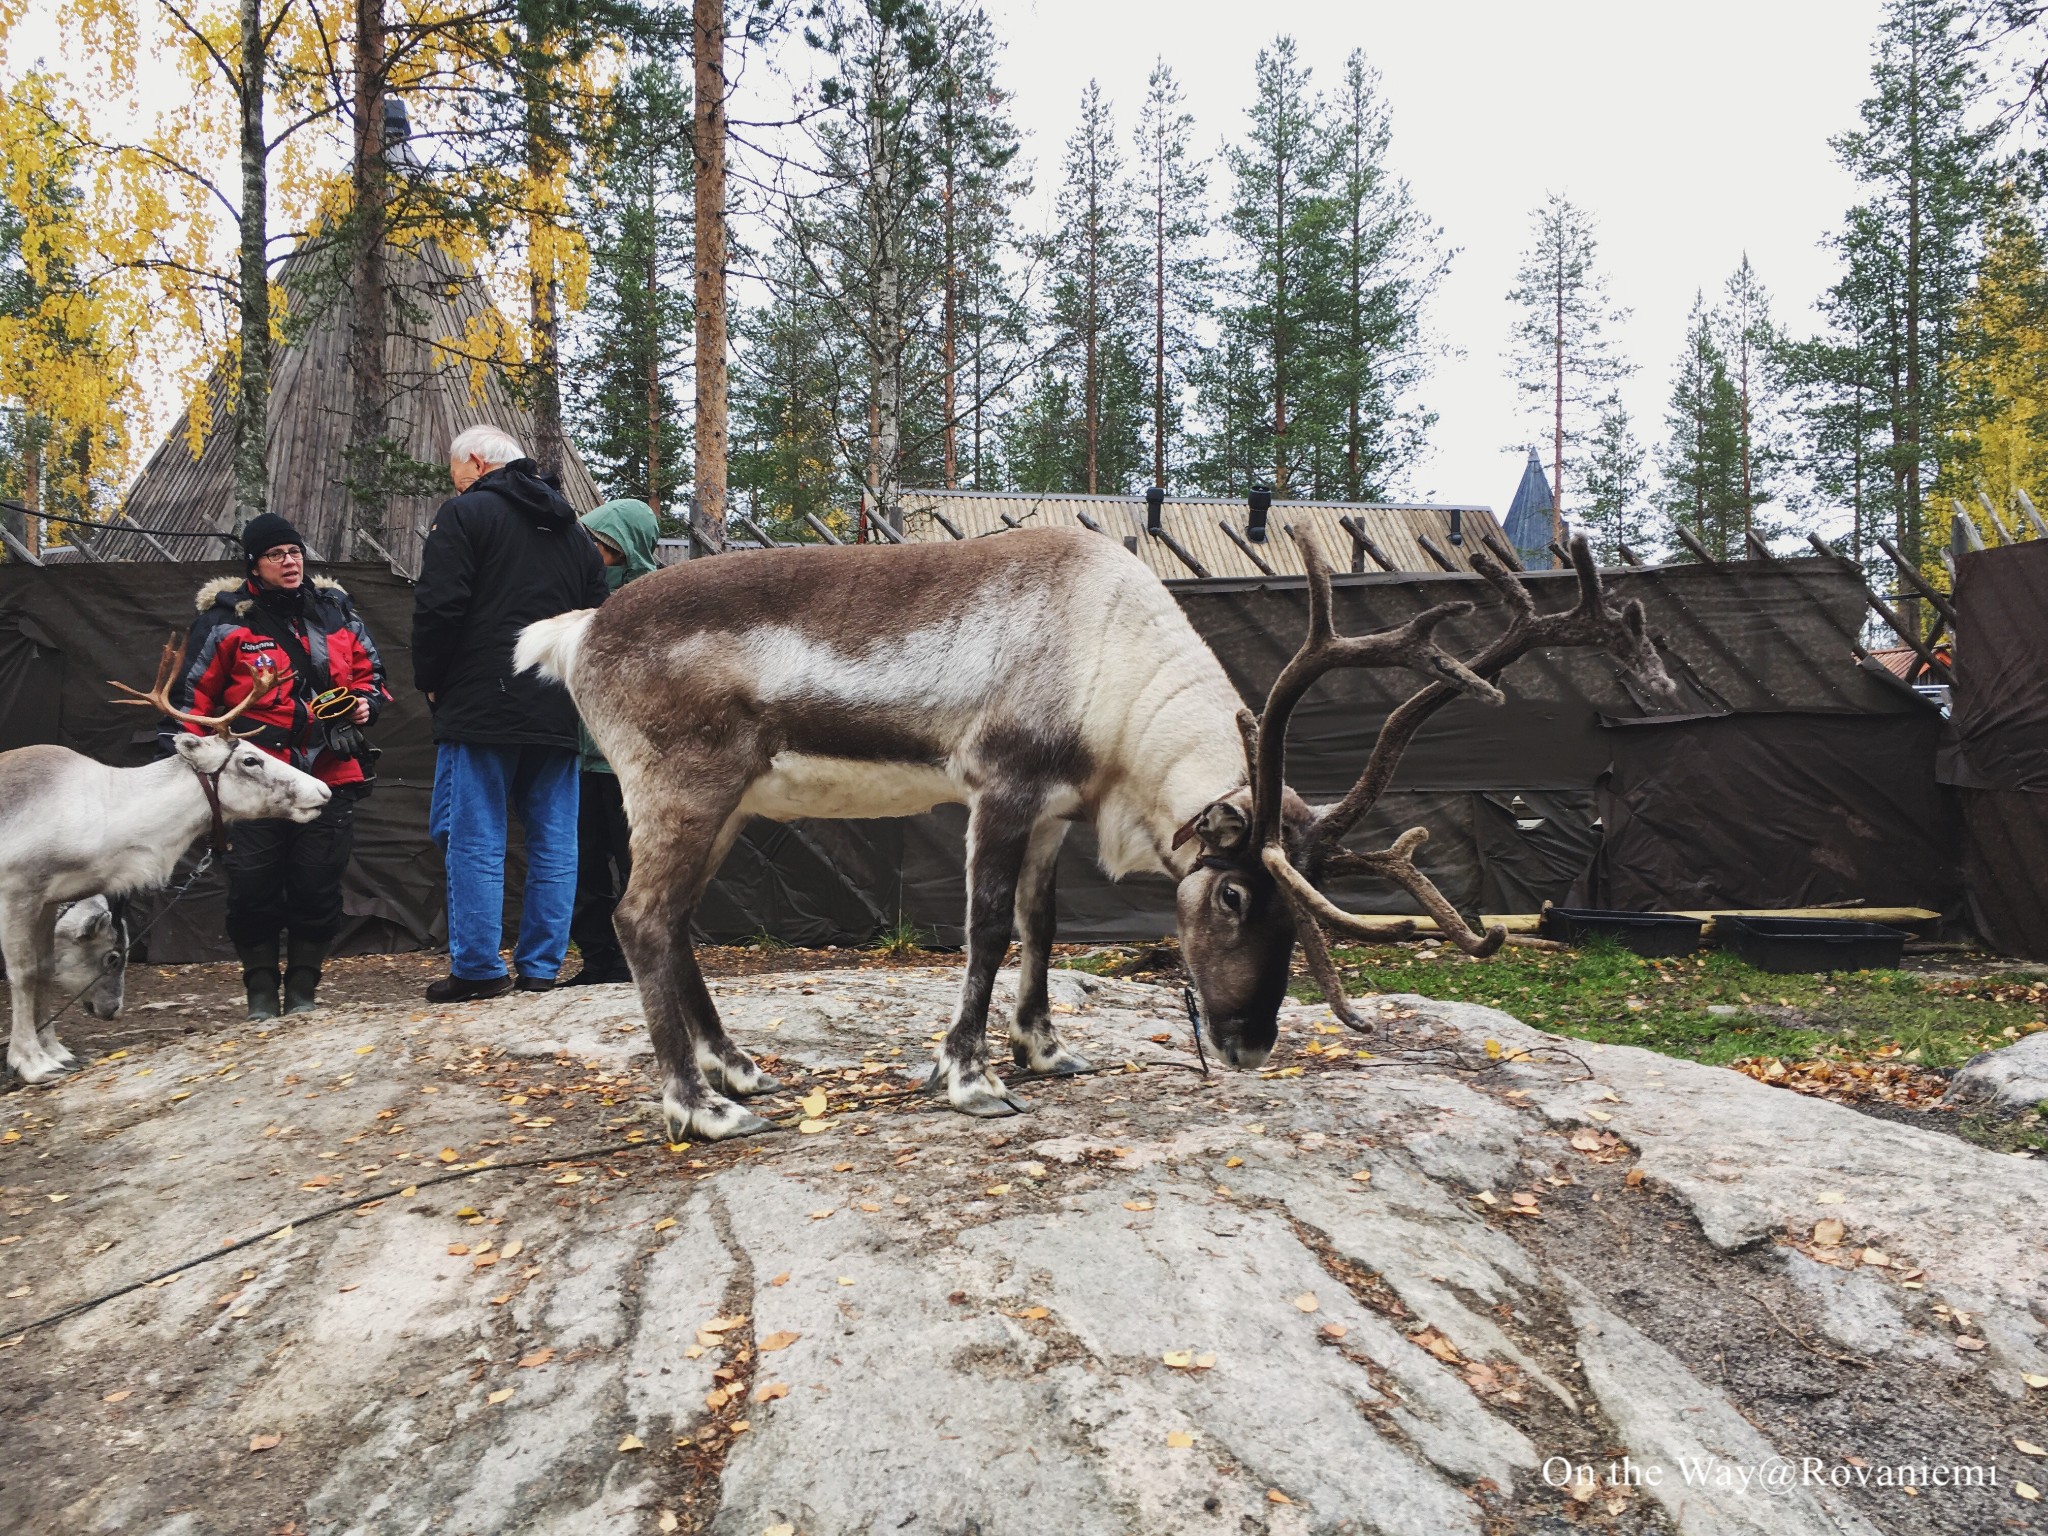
left=567, top=61, right=694, bottom=513
left=1132, top=59, right=1207, bottom=492
left=1506, top=193, right=1632, bottom=536
left=1323, top=48, right=1446, bottom=502
left=1717, top=254, right=1790, bottom=541
left=1829, top=0, right=2000, bottom=593
left=1213, top=36, right=1338, bottom=497
left=1579, top=396, right=1653, bottom=564
left=1045, top=80, right=1147, bottom=493
left=1658, top=293, right=1747, bottom=559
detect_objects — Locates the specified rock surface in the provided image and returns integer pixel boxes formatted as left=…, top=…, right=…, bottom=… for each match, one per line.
left=1951, top=1030, right=2048, bottom=1112
left=2, top=968, right=2045, bottom=1536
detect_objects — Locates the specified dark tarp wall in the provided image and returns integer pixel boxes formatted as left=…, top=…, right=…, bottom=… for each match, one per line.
left=2, top=555, right=1953, bottom=960
left=1939, top=543, right=2048, bottom=958
left=1579, top=713, right=1959, bottom=912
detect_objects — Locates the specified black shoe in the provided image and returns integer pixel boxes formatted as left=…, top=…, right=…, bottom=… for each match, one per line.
left=283, top=937, right=329, bottom=1015
left=515, top=975, right=555, bottom=992
left=234, top=939, right=281, bottom=1021
left=562, top=964, right=632, bottom=987
left=425, top=973, right=513, bottom=1003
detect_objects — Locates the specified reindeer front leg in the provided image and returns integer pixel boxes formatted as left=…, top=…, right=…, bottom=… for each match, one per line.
left=1009, top=817, right=1091, bottom=1077
left=927, top=791, right=1039, bottom=1116
left=4, top=898, right=68, bottom=1084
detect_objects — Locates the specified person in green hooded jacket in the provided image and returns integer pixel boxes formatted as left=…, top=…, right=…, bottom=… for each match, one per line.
left=563, top=497, right=661, bottom=985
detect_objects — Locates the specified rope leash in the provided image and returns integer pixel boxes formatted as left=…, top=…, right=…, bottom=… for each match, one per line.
left=31, top=852, right=215, bottom=1040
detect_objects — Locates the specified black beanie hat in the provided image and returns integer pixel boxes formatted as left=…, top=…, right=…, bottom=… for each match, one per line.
left=241, top=512, right=307, bottom=568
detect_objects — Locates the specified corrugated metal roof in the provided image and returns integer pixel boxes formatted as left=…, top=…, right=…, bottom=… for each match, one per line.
left=97, top=240, right=601, bottom=573
left=896, top=489, right=1507, bottom=581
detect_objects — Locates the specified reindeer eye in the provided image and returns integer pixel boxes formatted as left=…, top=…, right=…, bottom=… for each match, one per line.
left=1219, top=883, right=1246, bottom=915
left=102, top=951, right=122, bottom=971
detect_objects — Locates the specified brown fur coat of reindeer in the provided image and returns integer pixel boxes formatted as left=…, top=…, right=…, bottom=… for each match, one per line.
left=516, top=526, right=1674, bottom=1141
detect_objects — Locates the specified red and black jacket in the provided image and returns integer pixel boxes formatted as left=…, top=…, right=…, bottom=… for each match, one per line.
left=165, top=575, right=390, bottom=787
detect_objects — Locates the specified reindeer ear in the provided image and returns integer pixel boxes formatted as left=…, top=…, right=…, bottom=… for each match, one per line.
left=1182, top=800, right=1250, bottom=853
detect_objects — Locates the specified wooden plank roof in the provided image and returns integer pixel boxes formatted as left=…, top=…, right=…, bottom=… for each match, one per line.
left=895, top=489, right=1507, bottom=580
left=98, top=240, right=601, bottom=573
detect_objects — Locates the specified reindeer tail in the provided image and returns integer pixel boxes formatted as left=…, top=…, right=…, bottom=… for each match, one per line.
left=514, top=609, right=597, bottom=687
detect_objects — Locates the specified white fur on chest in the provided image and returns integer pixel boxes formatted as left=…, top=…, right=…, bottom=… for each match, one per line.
left=739, top=754, right=962, bottom=822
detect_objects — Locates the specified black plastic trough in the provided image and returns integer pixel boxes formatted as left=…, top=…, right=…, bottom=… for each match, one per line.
left=1713, top=915, right=1911, bottom=974
left=1539, top=907, right=1706, bottom=958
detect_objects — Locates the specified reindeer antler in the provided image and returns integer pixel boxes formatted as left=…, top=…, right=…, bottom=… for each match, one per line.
left=1245, top=527, right=1505, bottom=852
left=1251, top=532, right=1681, bottom=1021
left=111, top=633, right=279, bottom=738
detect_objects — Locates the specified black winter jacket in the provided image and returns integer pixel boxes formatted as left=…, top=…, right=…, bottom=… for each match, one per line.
left=410, top=460, right=607, bottom=747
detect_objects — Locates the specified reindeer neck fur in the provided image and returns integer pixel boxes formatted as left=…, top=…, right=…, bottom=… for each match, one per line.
left=3, top=750, right=216, bottom=904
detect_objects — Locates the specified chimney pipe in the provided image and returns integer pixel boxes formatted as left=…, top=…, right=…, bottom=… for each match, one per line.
left=1448, top=507, right=1464, bottom=546
left=1145, top=485, right=1164, bottom=535
left=1247, top=485, right=1272, bottom=543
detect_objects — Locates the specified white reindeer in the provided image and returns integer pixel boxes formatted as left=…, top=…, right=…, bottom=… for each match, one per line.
left=1, top=639, right=332, bottom=1083
left=517, top=526, right=1673, bottom=1142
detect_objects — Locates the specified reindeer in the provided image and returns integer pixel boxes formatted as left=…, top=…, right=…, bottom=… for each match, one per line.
left=1, top=638, right=332, bottom=1083
left=516, top=526, right=1675, bottom=1141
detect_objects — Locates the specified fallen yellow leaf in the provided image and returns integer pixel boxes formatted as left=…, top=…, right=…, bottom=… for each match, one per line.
left=700, top=1315, right=746, bottom=1334
left=753, top=1381, right=789, bottom=1403
left=488, top=1388, right=514, bottom=1404
left=652, top=1217, right=676, bottom=1233
left=1585, top=1109, right=1613, bottom=1122
left=1162, top=1350, right=1193, bottom=1369
left=1350, top=1170, right=1371, bottom=1183
left=1166, top=1430, right=1194, bottom=1449
left=1293, top=1293, right=1319, bottom=1313
left=248, top=1433, right=281, bottom=1452
left=1267, top=1489, right=1294, bottom=1505
left=103, top=1390, right=132, bottom=1403
left=1815, top=1191, right=1845, bottom=1204
left=500, top=1239, right=523, bottom=1259
left=1483, top=1039, right=1502, bottom=1059
left=2015, top=1439, right=2046, bottom=1457
left=1123, top=1199, right=1153, bottom=1212
left=438, top=1148, right=459, bottom=1163
left=518, top=1348, right=555, bottom=1368
left=2026, top=1374, right=2048, bottom=1389
left=809, top=1208, right=835, bottom=1221
left=2017, top=1483, right=2040, bottom=1502
left=1812, top=1219, right=1845, bottom=1248
left=798, top=1119, right=830, bottom=1134
left=447, top=1244, right=471, bottom=1256
left=800, top=1091, right=828, bottom=1119
left=552, top=1172, right=582, bottom=1185
left=1225, top=1157, right=1243, bottom=1168
left=1624, top=1168, right=1645, bottom=1188
left=617, top=1434, right=645, bottom=1452
left=1320, top=1323, right=1348, bottom=1341
left=758, top=1330, right=801, bottom=1352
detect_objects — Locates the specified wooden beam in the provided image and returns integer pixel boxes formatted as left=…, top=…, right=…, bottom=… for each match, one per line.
left=732, top=512, right=785, bottom=548
left=1744, top=530, right=1775, bottom=561
left=1075, top=511, right=1109, bottom=536
left=1976, top=491, right=2018, bottom=546
left=1877, top=534, right=1960, bottom=630
left=801, top=512, right=844, bottom=545
left=864, top=511, right=904, bottom=544
left=928, top=508, right=966, bottom=539
left=0, top=523, right=43, bottom=566
left=1862, top=586, right=1951, bottom=680
left=1546, top=540, right=1572, bottom=568
left=1218, top=520, right=1276, bottom=576
left=1416, top=532, right=1458, bottom=572
left=1337, top=515, right=1399, bottom=572
left=1478, top=530, right=1525, bottom=572
left=1806, top=531, right=1845, bottom=562
left=1673, top=524, right=1718, bottom=565
left=1616, top=542, right=1644, bottom=567
left=1147, top=524, right=1210, bottom=579
left=2017, top=488, right=2048, bottom=538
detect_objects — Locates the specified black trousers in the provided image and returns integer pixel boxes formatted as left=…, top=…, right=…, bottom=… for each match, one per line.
left=571, top=771, right=631, bottom=972
left=224, top=785, right=360, bottom=950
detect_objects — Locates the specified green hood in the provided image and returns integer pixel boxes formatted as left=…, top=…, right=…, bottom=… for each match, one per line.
left=581, top=499, right=661, bottom=589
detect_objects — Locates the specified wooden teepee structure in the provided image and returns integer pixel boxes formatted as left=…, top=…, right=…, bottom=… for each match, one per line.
left=97, top=240, right=600, bottom=574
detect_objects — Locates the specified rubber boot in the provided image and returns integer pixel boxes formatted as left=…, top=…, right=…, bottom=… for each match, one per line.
left=283, top=936, right=329, bottom=1016
left=235, top=938, right=281, bottom=1021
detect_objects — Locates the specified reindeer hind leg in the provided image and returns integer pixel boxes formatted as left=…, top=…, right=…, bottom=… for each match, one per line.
left=614, top=794, right=772, bottom=1142
left=4, top=899, right=67, bottom=1083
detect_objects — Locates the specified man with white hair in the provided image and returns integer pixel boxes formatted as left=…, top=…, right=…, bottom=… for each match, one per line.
left=411, top=425, right=607, bottom=1002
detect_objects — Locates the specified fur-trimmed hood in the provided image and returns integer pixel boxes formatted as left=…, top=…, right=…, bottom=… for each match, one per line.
left=193, top=573, right=348, bottom=616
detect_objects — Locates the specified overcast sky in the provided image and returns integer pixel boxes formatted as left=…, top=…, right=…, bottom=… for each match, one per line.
left=975, top=0, right=1889, bottom=515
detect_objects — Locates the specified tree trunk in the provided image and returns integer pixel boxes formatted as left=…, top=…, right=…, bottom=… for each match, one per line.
left=1551, top=252, right=1564, bottom=544
left=234, top=0, right=270, bottom=531
left=692, top=0, right=728, bottom=549
left=1272, top=144, right=1289, bottom=498
left=1084, top=133, right=1099, bottom=495
left=1152, top=136, right=1165, bottom=490
left=1901, top=38, right=1924, bottom=637
left=347, top=0, right=388, bottom=562
left=645, top=196, right=662, bottom=515
left=942, top=147, right=957, bottom=488
left=1345, top=144, right=1362, bottom=502
left=22, top=440, right=39, bottom=556
left=522, top=40, right=565, bottom=478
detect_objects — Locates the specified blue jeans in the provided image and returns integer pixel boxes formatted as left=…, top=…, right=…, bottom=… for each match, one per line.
left=430, top=743, right=581, bottom=980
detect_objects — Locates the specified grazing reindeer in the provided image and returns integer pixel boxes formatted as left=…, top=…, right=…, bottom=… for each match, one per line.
left=1, top=639, right=331, bottom=1082
left=517, top=526, right=1674, bottom=1140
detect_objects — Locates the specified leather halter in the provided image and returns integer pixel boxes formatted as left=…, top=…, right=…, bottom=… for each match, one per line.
left=186, top=754, right=231, bottom=856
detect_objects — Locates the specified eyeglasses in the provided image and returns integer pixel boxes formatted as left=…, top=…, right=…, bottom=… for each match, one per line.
left=259, top=547, right=304, bottom=563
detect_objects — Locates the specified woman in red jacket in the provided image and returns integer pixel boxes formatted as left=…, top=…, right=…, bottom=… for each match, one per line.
left=167, top=513, right=389, bottom=1018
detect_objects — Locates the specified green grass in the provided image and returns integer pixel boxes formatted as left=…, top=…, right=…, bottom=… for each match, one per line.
left=1307, top=938, right=2048, bottom=1070
left=870, top=914, right=931, bottom=959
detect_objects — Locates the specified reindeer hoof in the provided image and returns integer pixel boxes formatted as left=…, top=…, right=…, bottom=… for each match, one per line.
left=662, top=1091, right=776, bottom=1143
left=949, top=1070, right=1029, bottom=1118
left=7, top=1045, right=75, bottom=1085
left=1012, top=1039, right=1091, bottom=1076
left=700, top=1054, right=781, bottom=1098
